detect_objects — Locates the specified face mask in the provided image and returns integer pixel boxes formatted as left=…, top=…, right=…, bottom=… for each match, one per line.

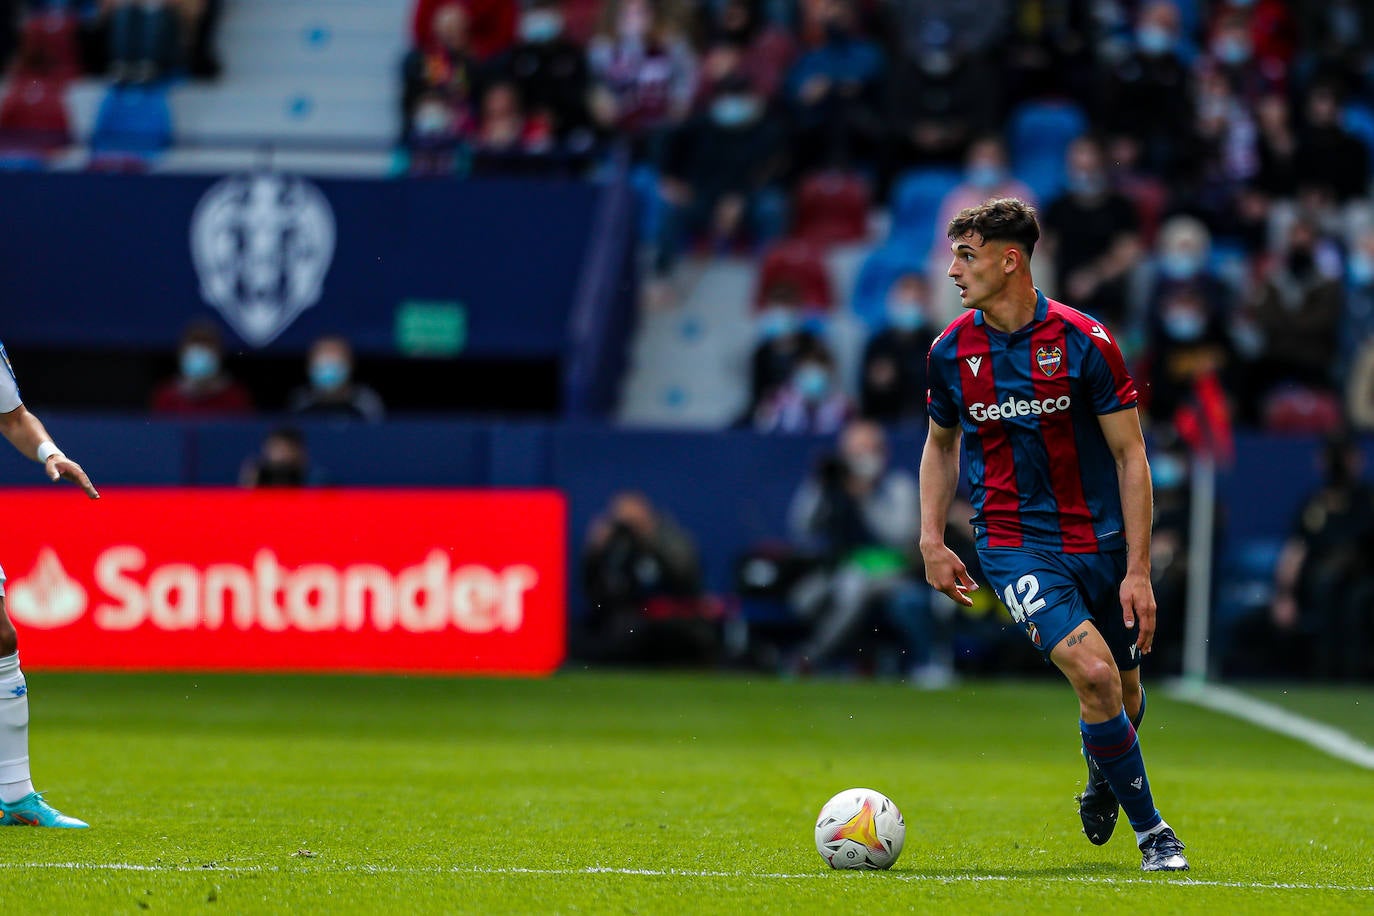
left=1152, top=453, right=1187, bottom=490
left=414, top=102, right=453, bottom=137
left=710, top=95, right=759, bottom=128
left=966, top=163, right=1004, bottom=190
left=1067, top=169, right=1107, bottom=198
left=847, top=453, right=884, bottom=481
left=1287, top=248, right=1314, bottom=277
left=1215, top=37, right=1250, bottom=65
left=1350, top=253, right=1374, bottom=286
left=257, top=461, right=306, bottom=487
left=1160, top=250, right=1204, bottom=280
left=519, top=10, right=563, bottom=43
left=758, top=306, right=799, bottom=340
left=180, top=345, right=219, bottom=382
left=794, top=364, right=830, bottom=401
left=887, top=301, right=925, bottom=331
left=1138, top=25, right=1174, bottom=56
left=310, top=359, right=350, bottom=391
left=1163, top=308, right=1206, bottom=341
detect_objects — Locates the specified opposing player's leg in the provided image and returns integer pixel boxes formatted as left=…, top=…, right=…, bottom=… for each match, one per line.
left=0, top=585, right=87, bottom=828
left=1051, top=628, right=1184, bottom=870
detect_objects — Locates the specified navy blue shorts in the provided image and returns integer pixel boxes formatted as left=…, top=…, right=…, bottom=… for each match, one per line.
left=979, top=547, right=1141, bottom=671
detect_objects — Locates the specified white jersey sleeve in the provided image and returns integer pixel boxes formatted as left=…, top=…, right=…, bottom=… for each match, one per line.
left=0, top=344, right=23, bottom=413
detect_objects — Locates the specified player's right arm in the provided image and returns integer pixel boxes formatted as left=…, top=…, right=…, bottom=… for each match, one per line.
left=919, top=419, right=977, bottom=607
left=0, top=405, right=99, bottom=499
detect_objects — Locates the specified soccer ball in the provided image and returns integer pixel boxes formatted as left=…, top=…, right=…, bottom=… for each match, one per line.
left=814, top=787, right=905, bottom=870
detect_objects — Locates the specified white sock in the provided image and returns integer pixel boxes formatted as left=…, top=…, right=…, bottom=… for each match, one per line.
left=0, top=652, right=35, bottom=804
left=1134, top=819, right=1171, bottom=846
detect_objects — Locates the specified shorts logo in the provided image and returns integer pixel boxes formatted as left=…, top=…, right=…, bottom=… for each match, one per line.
left=1036, top=345, right=1062, bottom=376
left=1026, top=622, right=1042, bottom=647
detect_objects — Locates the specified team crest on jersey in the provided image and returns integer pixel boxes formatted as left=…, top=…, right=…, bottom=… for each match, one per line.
left=190, top=172, right=336, bottom=347
left=1036, top=345, right=1062, bottom=376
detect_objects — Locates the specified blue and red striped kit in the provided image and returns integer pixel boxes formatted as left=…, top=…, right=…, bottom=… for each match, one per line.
left=926, top=290, right=1139, bottom=554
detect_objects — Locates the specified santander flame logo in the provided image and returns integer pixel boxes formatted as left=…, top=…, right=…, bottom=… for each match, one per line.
left=6, top=549, right=88, bottom=629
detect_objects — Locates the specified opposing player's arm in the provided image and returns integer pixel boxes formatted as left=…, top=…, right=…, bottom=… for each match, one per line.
left=0, top=405, right=99, bottom=499
left=1097, top=407, right=1155, bottom=653
left=919, top=419, right=977, bottom=607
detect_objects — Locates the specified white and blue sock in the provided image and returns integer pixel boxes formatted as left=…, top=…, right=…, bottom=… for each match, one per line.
left=0, top=652, right=35, bottom=805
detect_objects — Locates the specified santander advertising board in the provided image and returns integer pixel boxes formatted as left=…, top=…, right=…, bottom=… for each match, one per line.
left=1, top=489, right=566, bottom=674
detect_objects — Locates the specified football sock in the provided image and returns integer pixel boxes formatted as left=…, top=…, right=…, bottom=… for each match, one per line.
left=1080, top=710, right=1162, bottom=834
left=1134, top=819, right=1172, bottom=846
left=1130, top=686, right=1147, bottom=729
left=0, top=652, right=34, bottom=804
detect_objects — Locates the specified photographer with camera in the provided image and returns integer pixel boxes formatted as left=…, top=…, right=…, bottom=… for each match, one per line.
left=786, top=420, right=945, bottom=679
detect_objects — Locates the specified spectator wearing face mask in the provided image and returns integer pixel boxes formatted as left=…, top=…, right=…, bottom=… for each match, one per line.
left=747, top=281, right=820, bottom=419
left=1141, top=217, right=1234, bottom=426
left=401, top=3, right=480, bottom=159
left=655, top=73, right=788, bottom=274
left=239, top=426, right=320, bottom=488
left=1293, top=83, right=1370, bottom=205
left=1246, top=218, right=1345, bottom=406
left=489, top=0, right=592, bottom=147
left=150, top=320, right=253, bottom=416
left=754, top=341, right=854, bottom=434
left=288, top=336, right=386, bottom=424
left=694, top=0, right=797, bottom=111
left=1101, top=1, right=1196, bottom=181
left=1043, top=136, right=1143, bottom=327
left=783, top=0, right=885, bottom=174
left=859, top=272, right=936, bottom=424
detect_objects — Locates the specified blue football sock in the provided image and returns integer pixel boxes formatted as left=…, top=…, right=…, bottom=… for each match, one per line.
left=1130, top=685, right=1146, bottom=729
left=1081, top=710, right=1162, bottom=833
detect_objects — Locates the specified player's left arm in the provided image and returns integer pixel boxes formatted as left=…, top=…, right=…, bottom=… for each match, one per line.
left=1098, top=407, right=1155, bottom=654
left=0, top=405, right=99, bottom=499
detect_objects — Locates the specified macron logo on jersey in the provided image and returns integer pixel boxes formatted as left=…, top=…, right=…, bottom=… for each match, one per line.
left=1089, top=325, right=1111, bottom=343
left=966, top=356, right=983, bottom=376
left=968, top=395, right=1072, bottom=423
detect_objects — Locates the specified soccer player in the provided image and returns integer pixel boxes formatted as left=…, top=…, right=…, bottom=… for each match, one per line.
left=919, top=198, right=1188, bottom=872
left=0, top=344, right=98, bottom=828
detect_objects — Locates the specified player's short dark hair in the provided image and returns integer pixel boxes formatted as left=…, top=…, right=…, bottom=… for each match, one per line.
left=947, top=198, right=1041, bottom=258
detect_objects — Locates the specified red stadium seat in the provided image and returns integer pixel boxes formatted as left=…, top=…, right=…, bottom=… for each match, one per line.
left=14, top=12, right=82, bottom=82
left=0, top=78, right=72, bottom=151
left=793, top=171, right=871, bottom=246
left=754, top=238, right=835, bottom=310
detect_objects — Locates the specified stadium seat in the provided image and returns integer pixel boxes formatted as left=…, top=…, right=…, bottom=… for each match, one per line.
left=0, top=78, right=72, bottom=151
left=13, top=11, right=82, bottom=82
left=1343, top=103, right=1374, bottom=174
left=1008, top=100, right=1086, bottom=202
left=889, top=167, right=961, bottom=251
left=90, top=85, right=173, bottom=155
left=850, top=242, right=927, bottom=331
left=793, top=171, right=871, bottom=246
left=754, top=238, right=834, bottom=310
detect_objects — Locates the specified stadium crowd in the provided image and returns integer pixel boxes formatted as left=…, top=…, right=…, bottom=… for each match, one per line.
left=382, top=0, right=1374, bottom=442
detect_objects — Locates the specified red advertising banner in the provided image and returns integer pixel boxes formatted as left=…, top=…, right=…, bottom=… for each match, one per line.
left=0, top=489, right=566, bottom=674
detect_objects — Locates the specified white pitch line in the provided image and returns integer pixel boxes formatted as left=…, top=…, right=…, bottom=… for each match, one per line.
left=1, top=862, right=1370, bottom=894
left=1168, top=681, right=1374, bottom=770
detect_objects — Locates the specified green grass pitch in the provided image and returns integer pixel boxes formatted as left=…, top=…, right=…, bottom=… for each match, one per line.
left=5, top=671, right=1372, bottom=914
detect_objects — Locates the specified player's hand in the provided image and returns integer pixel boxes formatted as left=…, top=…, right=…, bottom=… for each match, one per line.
left=47, top=455, right=99, bottom=500
left=921, top=542, right=978, bottom=607
left=1120, top=569, right=1156, bottom=654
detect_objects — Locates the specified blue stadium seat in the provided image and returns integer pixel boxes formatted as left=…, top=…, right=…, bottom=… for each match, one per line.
left=889, top=167, right=961, bottom=250
left=1343, top=103, right=1374, bottom=173
left=90, top=85, right=172, bottom=155
left=1008, top=100, right=1087, bottom=202
left=851, top=241, right=927, bottom=331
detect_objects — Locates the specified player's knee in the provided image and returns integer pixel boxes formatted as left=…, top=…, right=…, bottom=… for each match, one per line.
left=1074, top=658, right=1122, bottom=710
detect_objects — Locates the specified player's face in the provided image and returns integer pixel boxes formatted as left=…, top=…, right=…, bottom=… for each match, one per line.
left=947, top=232, right=1010, bottom=311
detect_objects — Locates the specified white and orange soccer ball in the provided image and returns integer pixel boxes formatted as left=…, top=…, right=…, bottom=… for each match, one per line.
left=814, top=787, right=906, bottom=870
